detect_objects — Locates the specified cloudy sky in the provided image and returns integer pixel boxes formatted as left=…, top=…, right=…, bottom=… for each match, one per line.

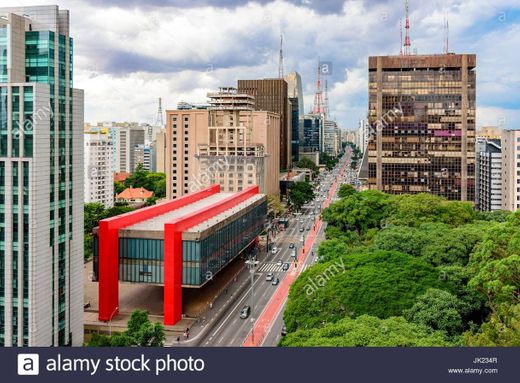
left=11, top=0, right=520, bottom=130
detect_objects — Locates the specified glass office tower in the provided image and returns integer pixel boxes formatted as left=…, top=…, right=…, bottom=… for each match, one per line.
left=367, top=54, right=476, bottom=201
left=0, top=6, right=84, bottom=346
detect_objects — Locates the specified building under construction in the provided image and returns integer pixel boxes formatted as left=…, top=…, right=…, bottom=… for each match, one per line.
left=195, top=87, right=281, bottom=196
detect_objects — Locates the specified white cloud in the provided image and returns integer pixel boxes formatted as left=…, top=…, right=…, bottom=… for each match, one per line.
left=8, top=0, right=520, bottom=130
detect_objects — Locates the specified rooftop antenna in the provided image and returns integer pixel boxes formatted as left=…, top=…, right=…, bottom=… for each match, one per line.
left=404, top=0, right=411, bottom=55
left=278, top=32, right=284, bottom=78
left=444, top=11, right=449, bottom=54
left=400, top=18, right=403, bottom=55
left=312, top=60, right=324, bottom=114
left=150, top=97, right=164, bottom=141
left=154, top=97, right=164, bottom=128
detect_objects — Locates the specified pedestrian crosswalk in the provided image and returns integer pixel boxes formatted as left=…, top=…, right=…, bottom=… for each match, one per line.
left=258, top=263, right=285, bottom=273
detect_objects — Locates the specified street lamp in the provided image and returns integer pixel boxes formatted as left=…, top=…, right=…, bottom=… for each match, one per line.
left=108, top=306, right=118, bottom=336
left=245, top=257, right=259, bottom=344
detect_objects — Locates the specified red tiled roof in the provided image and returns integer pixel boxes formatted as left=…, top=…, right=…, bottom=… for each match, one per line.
left=116, top=187, right=154, bottom=200
left=114, top=172, right=131, bottom=183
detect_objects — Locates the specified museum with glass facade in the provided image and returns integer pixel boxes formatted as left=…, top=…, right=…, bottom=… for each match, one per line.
left=94, top=185, right=266, bottom=325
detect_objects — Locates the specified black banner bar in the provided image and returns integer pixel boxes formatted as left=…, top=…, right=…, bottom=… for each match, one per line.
left=4, top=347, right=519, bottom=383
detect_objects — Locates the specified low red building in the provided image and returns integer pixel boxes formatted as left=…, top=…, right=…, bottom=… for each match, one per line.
left=94, top=185, right=266, bottom=325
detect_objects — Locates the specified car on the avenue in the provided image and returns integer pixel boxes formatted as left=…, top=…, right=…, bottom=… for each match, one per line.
left=240, top=306, right=251, bottom=319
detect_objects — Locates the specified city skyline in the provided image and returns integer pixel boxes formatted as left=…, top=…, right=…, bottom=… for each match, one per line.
left=9, top=0, right=520, bottom=130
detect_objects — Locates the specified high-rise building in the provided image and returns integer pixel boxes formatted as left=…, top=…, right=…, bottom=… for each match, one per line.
left=165, top=88, right=281, bottom=199
left=356, top=119, right=370, bottom=154
left=114, top=125, right=145, bottom=173
left=299, top=113, right=324, bottom=153
left=285, top=71, right=303, bottom=164
left=165, top=108, right=209, bottom=199
left=501, top=128, right=520, bottom=211
left=288, top=97, right=299, bottom=163
left=133, top=143, right=152, bottom=171
left=323, top=120, right=340, bottom=157
left=285, top=72, right=303, bottom=117
left=195, top=87, right=280, bottom=196
left=368, top=54, right=476, bottom=201
left=475, top=138, right=502, bottom=211
left=237, top=78, right=291, bottom=170
left=0, top=5, right=84, bottom=346
left=155, top=129, right=166, bottom=173
left=84, top=132, right=114, bottom=208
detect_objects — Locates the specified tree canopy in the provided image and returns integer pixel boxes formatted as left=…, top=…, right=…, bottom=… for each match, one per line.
left=404, top=289, right=466, bottom=338
left=87, top=310, right=165, bottom=347
left=284, top=250, right=443, bottom=332
left=281, top=187, right=518, bottom=347
left=280, top=315, right=454, bottom=347
left=122, top=163, right=166, bottom=198
left=288, top=181, right=314, bottom=211
left=84, top=202, right=134, bottom=261
left=296, top=157, right=319, bottom=176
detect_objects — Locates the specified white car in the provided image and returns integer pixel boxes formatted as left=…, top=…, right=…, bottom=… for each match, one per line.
left=276, top=259, right=283, bottom=266
left=266, top=272, right=274, bottom=282
left=271, top=246, right=278, bottom=254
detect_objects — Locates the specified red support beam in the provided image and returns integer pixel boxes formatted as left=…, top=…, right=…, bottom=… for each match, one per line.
left=163, top=186, right=259, bottom=325
left=97, top=185, right=220, bottom=321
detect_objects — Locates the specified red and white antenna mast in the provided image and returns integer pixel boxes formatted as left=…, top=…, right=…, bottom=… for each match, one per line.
left=312, top=61, right=323, bottom=114
left=404, top=0, right=411, bottom=55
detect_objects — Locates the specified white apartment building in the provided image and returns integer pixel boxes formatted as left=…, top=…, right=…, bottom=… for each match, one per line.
left=475, top=138, right=502, bottom=211
left=501, top=129, right=520, bottom=211
left=84, top=132, right=114, bottom=208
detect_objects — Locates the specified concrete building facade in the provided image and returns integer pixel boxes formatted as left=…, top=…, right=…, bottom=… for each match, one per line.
left=116, top=125, right=145, bottom=173
left=367, top=54, right=476, bottom=201
left=0, top=5, right=84, bottom=346
left=475, top=138, right=502, bottom=211
left=166, top=88, right=280, bottom=199
left=165, top=108, right=209, bottom=200
left=501, top=129, right=520, bottom=211
left=237, top=78, right=291, bottom=170
left=84, top=132, right=114, bottom=208
left=155, top=129, right=166, bottom=173
left=195, top=88, right=280, bottom=196
left=323, top=119, right=340, bottom=157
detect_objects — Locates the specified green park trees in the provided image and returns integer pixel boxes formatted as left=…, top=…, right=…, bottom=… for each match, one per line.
left=87, top=310, right=165, bottom=347
left=118, top=164, right=166, bottom=198
left=84, top=202, right=134, bottom=261
left=281, top=188, right=519, bottom=347
left=288, top=182, right=314, bottom=211
left=279, top=315, right=453, bottom=347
